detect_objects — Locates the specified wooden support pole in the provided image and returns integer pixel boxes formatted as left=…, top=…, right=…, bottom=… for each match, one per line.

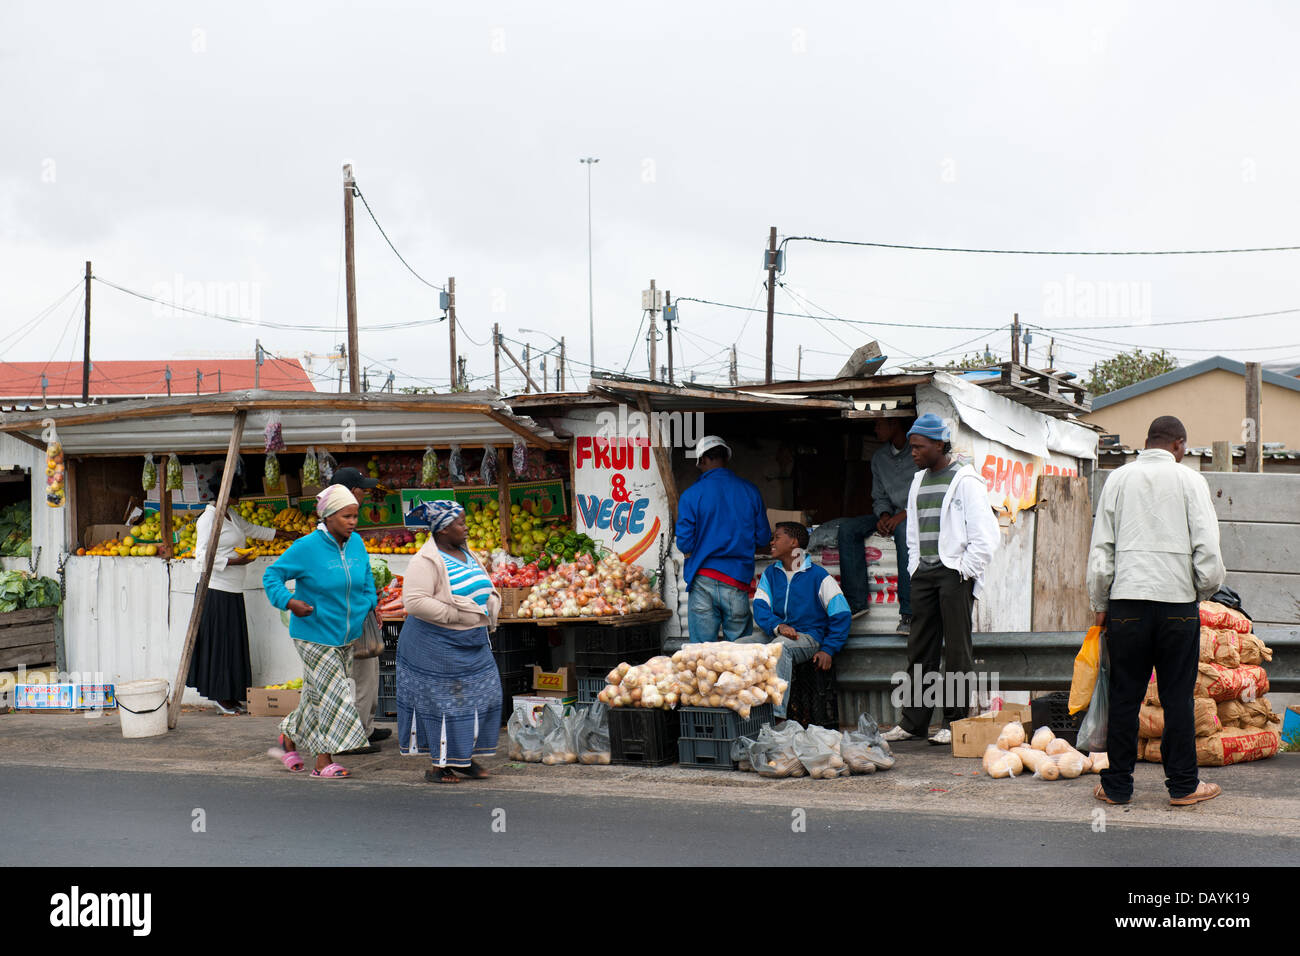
left=493, top=323, right=501, bottom=392
left=523, top=343, right=531, bottom=393
left=1011, top=313, right=1021, bottom=366
left=559, top=337, right=566, bottom=391
left=82, top=261, right=92, bottom=403
left=1211, top=440, right=1233, bottom=473
left=636, top=394, right=678, bottom=534
left=1245, top=361, right=1262, bottom=473
left=168, top=411, right=247, bottom=729
left=157, top=463, right=173, bottom=559
left=497, top=445, right=511, bottom=552
left=498, top=340, right=541, bottom=392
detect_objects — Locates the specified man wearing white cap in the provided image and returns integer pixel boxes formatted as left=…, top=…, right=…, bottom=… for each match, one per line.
left=675, top=436, right=771, bottom=642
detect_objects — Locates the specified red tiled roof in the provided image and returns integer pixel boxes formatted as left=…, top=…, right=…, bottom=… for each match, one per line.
left=0, top=359, right=314, bottom=399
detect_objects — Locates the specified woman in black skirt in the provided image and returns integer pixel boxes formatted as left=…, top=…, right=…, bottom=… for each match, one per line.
left=188, top=469, right=298, bottom=714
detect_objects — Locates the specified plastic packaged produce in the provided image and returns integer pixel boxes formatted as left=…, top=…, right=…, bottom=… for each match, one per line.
left=840, top=713, right=895, bottom=773
left=996, top=721, right=1026, bottom=750
left=264, top=411, right=285, bottom=452
left=142, top=454, right=158, bottom=491
left=319, top=449, right=338, bottom=484
left=1088, top=752, right=1109, bottom=773
left=982, top=744, right=1022, bottom=778
left=448, top=444, right=466, bottom=483
left=264, top=452, right=281, bottom=488
left=1012, top=745, right=1059, bottom=780
left=303, top=447, right=322, bottom=486
left=1052, top=748, right=1086, bottom=778
left=1031, top=727, right=1055, bottom=751
left=541, top=709, right=580, bottom=765
left=165, top=453, right=183, bottom=491
left=794, top=726, right=850, bottom=779
left=506, top=706, right=545, bottom=763
left=1045, top=737, right=1071, bottom=756
left=481, top=446, right=497, bottom=486
left=575, top=701, right=612, bottom=765
left=669, top=641, right=788, bottom=719
left=598, top=656, right=678, bottom=710
left=750, top=722, right=807, bottom=778
left=421, top=446, right=438, bottom=487
left=512, top=438, right=527, bottom=478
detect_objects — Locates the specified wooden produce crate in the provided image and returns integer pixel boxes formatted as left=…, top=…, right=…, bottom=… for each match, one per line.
left=0, top=606, right=57, bottom=670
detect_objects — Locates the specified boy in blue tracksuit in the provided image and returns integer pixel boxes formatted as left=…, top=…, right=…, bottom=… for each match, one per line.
left=741, top=522, right=852, bottom=719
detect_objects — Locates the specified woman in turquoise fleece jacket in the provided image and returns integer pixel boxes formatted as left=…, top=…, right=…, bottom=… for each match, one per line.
left=262, top=487, right=377, bottom=778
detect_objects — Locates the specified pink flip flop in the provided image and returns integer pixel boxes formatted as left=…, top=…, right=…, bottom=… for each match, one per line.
left=267, top=733, right=305, bottom=772
left=311, top=763, right=351, bottom=778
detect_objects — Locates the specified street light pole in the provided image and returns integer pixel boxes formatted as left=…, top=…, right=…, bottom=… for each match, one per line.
left=580, top=157, right=599, bottom=378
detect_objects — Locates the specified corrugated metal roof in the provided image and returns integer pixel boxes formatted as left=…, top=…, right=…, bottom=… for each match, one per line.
left=0, top=358, right=313, bottom=399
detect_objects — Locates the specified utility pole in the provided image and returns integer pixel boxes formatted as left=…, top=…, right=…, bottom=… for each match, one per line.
left=196, top=369, right=203, bottom=395
left=1010, top=313, right=1021, bottom=366
left=765, top=227, right=777, bottom=383
left=254, top=339, right=263, bottom=389
left=165, top=364, right=172, bottom=397
left=648, top=279, right=658, bottom=380
left=665, top=290, right=675, bottom=385
left=1245, top=361, right=1263, bottom=473
left=217, top=369, right=222, bottom=393
left=493, top=323, right=501, bottom=392
left=1048, top=337, right=1055, bottom=369
left=540, top=354, right=548, bottom=393
left=797, top=345, right=802, bottom=380
left=524, top=343, right=531, bottom=394
left=82, top=261, right=92, bottom=403
left=336, top=344, right=346, bottom=393
left=343, top=164, right=360, bottom=393
left=729, top=345, right=738, bottom=386
left=447, top=276, right=457, bottom=390
left=559, top=336, right=566, bottom=390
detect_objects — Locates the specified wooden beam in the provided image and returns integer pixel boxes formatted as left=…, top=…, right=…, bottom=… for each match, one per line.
left=168, top=410, right=246, bottom=729
left=482, top=409, right=563, bottom=449
left=1245, top=361, right=1262, bottom=473
left=636, top=394, right=678, bottom=535
left=1211, top=440, right=1233, bottom=473
left=157, top=461, right=174, bottom=559
left=2, top=429, right=47, bottom=451
left=734, top=374, right=931, bottom=395
left=840, top=408, right=916, bottom=419
left=497, top=445, right=511, bottom=552
left=497, top=340, right=542, bottom=392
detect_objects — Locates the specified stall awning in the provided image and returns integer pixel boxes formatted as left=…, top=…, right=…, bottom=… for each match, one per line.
left=582, top=374, right=856, bottom=413
left=0, top=391, right=563, bottom=455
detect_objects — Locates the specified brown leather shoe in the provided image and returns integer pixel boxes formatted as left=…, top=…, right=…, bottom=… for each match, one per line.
left=1170, top=781, right=1221, bottom=806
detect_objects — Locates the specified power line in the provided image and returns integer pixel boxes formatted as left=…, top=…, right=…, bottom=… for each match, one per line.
left=674, top=295, right=1009, bottom=332
left=781, top=235, right=1300, bottom=256
left=0, top=282, right=82, bottom=350
left=1035, top=306, right=1300, bottom=332
left=352, top=186, right=446, bottom=292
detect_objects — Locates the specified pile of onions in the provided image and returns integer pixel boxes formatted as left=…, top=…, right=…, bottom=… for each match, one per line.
left=597, top=656, right=678, bottom=709
left=515, top=554, right=665, bottom=619
left=670, top=642, right=788, bottom=719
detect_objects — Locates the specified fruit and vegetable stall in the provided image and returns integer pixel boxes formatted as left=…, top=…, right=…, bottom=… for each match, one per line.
left=0, top=393, right=575, bottom=698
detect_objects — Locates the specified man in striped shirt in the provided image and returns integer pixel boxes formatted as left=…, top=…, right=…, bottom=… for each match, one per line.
left=882, top=414, right=1000, bottom=745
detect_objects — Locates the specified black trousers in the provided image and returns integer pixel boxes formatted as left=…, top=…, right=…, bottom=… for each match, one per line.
left=900, top=564, right=975, bottom=736
left=1101, top=599, right=1200, bottom=800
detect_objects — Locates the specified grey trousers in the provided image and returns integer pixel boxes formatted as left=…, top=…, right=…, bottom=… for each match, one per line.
left=352, top=653, right=378, bottom=737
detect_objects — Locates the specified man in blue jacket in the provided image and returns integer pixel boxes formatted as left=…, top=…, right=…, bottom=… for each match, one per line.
left=676, top=435, right=771, bottom=642
left=743, top=522, right=852, bottom=719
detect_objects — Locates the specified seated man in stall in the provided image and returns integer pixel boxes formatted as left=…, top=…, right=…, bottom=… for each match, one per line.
left=740, top=522, right=851, bottom=719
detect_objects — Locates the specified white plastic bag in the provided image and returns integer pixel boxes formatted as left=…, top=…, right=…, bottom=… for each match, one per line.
left=576, top=702, right=612, bottom=765
left=794, top=726, right=850, bottom=779
left=506, top=706, right=544, bottom=763
left=841, top=712, right=895, bottom=773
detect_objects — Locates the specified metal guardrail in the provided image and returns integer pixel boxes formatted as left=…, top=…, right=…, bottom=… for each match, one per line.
left=837, top=629, right=1300, bottom=693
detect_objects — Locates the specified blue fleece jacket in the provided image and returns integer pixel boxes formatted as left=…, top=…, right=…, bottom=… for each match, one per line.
left=675, top=467, right=770, bottom=590
left=262, top=527, right=377, bottom=647
left=752, top=554, right=852, bottom=655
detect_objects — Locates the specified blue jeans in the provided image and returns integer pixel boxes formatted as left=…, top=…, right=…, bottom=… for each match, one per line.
left=736, top=631, right=819, bottom=718
left=837, top=514, right=911, bottom=616
left=687, top=575, right=753, bottom=643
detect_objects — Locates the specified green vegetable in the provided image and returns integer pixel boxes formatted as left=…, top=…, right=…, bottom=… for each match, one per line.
left=536, top=553, right=552, bottom=570
left=0, top=570, right=60, bottom=612
left=370, top=558, right=393, bottom=592
left=0, top=502, right=32, bottom=557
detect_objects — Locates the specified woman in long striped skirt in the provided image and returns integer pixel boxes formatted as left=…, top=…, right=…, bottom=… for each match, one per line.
left=397, top=501, right=503, bottom=784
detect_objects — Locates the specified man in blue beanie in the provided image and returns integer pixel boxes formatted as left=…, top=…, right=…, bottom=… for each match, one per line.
left=882, top=413, right=1000, bottom=745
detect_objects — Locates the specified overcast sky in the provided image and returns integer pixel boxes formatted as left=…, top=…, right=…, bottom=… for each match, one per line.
left=5, top=1, right=1300, bottom=394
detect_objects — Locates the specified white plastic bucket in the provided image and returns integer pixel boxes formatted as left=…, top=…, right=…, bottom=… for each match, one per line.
left=116, top=679, right=170, bottom=738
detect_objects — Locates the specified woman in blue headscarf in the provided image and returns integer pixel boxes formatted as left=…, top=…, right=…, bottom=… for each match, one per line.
left=396, top=500, right=504, bottom=783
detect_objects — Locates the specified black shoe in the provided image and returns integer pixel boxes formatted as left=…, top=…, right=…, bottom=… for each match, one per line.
left=338, top=743, right=382, bottom=755
left=369, top=728, right=392, bottom=743
left=896, top=614, right=913, bottom=635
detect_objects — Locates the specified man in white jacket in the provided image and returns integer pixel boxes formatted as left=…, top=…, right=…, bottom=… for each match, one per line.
left=882, top=414, right=1000, bottom=745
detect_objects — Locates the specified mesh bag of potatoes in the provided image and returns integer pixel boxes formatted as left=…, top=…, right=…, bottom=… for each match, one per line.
left=749, top=721, right=807, bottom=778
left=506, top=706, right=545, bottom=763
left=840, top=713, right=895, bottom=773
left=670, top=641, right=789, bottom=719
left=794, top=726, right=851, bottom=779
left=597, top=656, right=679, bottom=709
left=981, top=722, right=1106, bottom=780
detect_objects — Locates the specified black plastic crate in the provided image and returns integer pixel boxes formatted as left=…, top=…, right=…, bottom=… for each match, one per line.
left=492, top=623, right=540, bottom=654
left=786, top=659, right=839, bottom=729
left=609, top=707, right=679, bottom=767
left=1031, top=691, right=1080, bottom=746
left=377, top=669, right=397, bottom=719
left=677, top=736, right=746, bottom=770
left=677, top=703, right=773, bottom=741
left=574, top=624, right=662, bottom=656
left=574, top=646, right=659, bottom=679
left=381, top=619, right=403, bottom=654
left=577, top=675, right=605, bottom=704
left=500, top=669, right=531, bottom=715
left=494, top=647, right=539, bottom=676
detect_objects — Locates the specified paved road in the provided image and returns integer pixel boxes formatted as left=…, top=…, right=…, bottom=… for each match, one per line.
left=3, top=764, right=1296, bottom=866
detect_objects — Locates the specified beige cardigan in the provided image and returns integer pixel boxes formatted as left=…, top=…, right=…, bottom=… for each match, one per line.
left=403, top=540, right=501, bottom=630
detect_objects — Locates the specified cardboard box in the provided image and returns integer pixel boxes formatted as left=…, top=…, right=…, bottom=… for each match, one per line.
left=532, top=664, right=576, bottom=694
left=950, top=704, right=1033, bottom=758
left=246, top=687, right=301, bottom=716
left=263, top=473, right=303, bottom=498
left=299, top=468, right=324, bottom=500
left=511, top=694, right=577, bottom=725
left=83, top=524, right=133, bottom=549
left=15, top=683, right=74, bottom=709
left=499, top=587, right=532, bottom=619
left=766, top=508, right=809, bottom=528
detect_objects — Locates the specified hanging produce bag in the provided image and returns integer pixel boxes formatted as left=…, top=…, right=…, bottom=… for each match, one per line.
left=448, top=444, right=466, bottom=484
left=264, top=452, right=281, bottom=489
left=45, top=427, right=66, bottom=509
left=512, top=438, right=528, bottom=478
left=165, top=453, right=183, bottom=491
left=481, top=446, right=498, bottom=486
left=141, top=453, right=158, bottom=492
left=319, top=449, right=337, bottom=484
left=421, top=446, right=439, bottom=487
left=264, top=411, right=285, bottom=452
left=303, top=447, right=321, bottom=487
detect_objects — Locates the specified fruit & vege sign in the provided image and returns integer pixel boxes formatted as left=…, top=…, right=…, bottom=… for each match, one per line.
left=570, top=424, right=669, bottom=569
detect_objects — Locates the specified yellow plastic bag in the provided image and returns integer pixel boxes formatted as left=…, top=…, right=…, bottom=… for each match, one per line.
left=1068, top=625, right=1103, bottom=715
